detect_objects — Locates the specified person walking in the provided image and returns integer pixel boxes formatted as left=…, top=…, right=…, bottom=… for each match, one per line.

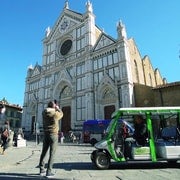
left=39, top=100, right=63, bottom=178
left=0, top=104, right=5, bottom=152
left=1, top=120, right=10, bottom=155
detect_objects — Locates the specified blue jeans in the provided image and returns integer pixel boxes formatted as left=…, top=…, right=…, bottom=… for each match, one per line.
left=39, top=132, right=58, bottom=173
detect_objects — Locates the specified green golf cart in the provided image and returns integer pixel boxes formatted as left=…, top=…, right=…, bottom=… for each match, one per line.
left=91, top=107, right=180, bottom=169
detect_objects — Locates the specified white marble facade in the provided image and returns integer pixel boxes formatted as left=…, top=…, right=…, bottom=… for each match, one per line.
left=22, top=1, right=135, bottom=133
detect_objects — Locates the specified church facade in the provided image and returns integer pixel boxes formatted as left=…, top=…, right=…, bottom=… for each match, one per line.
left=22, top=1, right=165, bottom=134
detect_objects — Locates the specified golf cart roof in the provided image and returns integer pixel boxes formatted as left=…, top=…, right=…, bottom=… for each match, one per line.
left=114, top=107, right=180, bottom=116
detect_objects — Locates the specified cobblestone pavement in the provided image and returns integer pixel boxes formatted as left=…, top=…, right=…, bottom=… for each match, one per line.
left=0, top=141, right=179, bottom=180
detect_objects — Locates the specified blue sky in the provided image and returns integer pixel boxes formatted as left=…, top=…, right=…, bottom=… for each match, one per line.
left=0, top=0, right=179, bottom=106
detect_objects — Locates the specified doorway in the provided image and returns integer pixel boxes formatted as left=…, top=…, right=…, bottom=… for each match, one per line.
left=61, top=106, right=71, bottom=135
left=31, top=116, right=35, bottom=134
left=104, top=105, right=115, bottom=120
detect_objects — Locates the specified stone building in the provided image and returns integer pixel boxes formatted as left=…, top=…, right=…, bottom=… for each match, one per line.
left=153, top=82, right=180, bottom=106
left=133, top=82, right=180, bottom=107
left=22, top=1, right=166, bottom=134
left=0, top=100, right=23, bottom=130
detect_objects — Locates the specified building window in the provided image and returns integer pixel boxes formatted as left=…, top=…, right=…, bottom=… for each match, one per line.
left=14, top=111, right=17, bottom=118
left=98, top=58, right=103, bottom=69
left=114, top=66, right=120, bottom=80
left=77, top=37, right=85, bottom=51
left=60, top=39, right=72, bottom=56
left=108, top=66, right=120, bottom=80
left=10, top=111, right=14, bottom=117
left=77, top=96, right=85, bottom=121
left=15, top=120, right=20, bottom=128
left=108, top=68, right=114, bottom=79
left=46, top=53, right=54, bottom=64
left=47, top=43, right=52, bottom=53
left=94, top=59, right=98, bottom=70
left=94, top=71, right=103, bottom=84
left=45, top=76, right=52, bottom=86
left=76, top=26, right=85, bottom=51
left=113, top=52, right=118, bottom=64
left=44, top=88, right=51, bottom=99
left=77, top=77, right=86, bottom=91
left=77, top=26, right=85, bottom=38
left=102, top=56, right=107, bottom=67
left=29, top=81, right=39, bottom=91
left=76, top=62, right=86, bottom=91
left=46, top=43, right=54, bottom=64
left=93, top=52, right=118, bottom=71
left=107, top=54, right=113, bottom=65
left=76, top=62, right=85, bottom=76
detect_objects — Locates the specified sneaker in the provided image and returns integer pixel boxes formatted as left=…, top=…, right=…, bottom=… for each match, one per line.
left=40, top=169, right=46, bottom=176
left=46, top=172, right=55, bottom=178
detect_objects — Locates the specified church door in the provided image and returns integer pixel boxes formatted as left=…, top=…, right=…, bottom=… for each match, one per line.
left=104, top=105, right=115, bottom=120
left=61, top=106, right=71, bottom=135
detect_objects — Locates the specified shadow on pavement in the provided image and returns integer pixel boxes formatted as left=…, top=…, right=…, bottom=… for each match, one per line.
left=54, top=161, right=180, bottom=171
left=54, top=162, right=93, bottom=171
left=0, top=162, right=178, bottom=179
left=110, top=161, right=180, bottom=170
left=0, top=173, right=61, bottom=180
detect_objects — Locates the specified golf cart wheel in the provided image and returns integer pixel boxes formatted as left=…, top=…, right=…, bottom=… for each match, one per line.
left=91, top=150, right=98, bottom=163
left=95, top=151, right=110, bottom=170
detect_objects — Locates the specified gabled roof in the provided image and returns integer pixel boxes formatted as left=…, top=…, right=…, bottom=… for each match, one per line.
left=31, top=63, right=41, bottom=77
left=93, top=32, right=116, bottom=51
left=44, top=7, right=84, bottom=41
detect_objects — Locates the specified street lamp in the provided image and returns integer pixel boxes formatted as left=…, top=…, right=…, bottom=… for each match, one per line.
left=33, top=93, right=39, bottom=146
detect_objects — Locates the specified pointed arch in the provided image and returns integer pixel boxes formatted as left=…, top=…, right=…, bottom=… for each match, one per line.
left=95, top=74, right=118, bottom=119
left=53, top=68, right=74, bottom=102
left=97, top=73, right=118, bottom=103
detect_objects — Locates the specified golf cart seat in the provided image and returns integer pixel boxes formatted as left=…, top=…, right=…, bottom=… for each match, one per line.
left=161, top=127, right=177, bottom=141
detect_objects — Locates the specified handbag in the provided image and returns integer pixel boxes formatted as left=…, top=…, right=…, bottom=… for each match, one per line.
left=2, top=129, right=9, bottom=138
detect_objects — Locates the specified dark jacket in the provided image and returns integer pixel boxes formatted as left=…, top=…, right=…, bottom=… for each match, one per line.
left=133, top=122, right=148, bottom=145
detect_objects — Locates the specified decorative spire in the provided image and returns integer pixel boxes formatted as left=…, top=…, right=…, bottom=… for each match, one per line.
left=45, top=26, right=51, bottom=37
left=117, top=20, right=127, bottom=39
left=28, top=64, right=33, bottom=70
left=64, top=0, right=69, bottom=9
left=86, top=0, right=93, bottom=13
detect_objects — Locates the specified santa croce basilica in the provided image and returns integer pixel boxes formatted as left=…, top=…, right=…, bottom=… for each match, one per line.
left=22, top=1, right=166, bottom=135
